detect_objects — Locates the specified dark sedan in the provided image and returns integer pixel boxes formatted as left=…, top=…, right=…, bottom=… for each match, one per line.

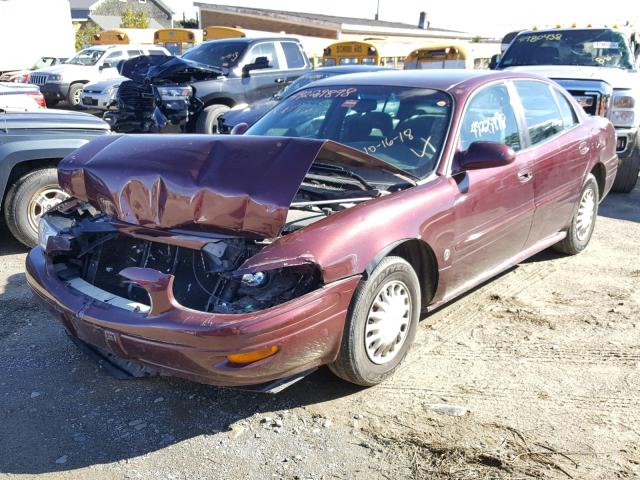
left=217, top=65, right=391, bottom=133
left=27, top=70, right=617, bottom=389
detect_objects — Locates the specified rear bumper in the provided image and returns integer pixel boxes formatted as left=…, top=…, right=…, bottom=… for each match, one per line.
left=26, top=246, right=360, bottom=387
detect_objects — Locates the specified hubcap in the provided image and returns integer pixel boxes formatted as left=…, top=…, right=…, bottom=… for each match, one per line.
left=27, top=187, right=69, bottom=232
left=575, top=187, right=596, bottom=241
left=365, top=280, right=412, bottom=365
left=72, top=88, right=83, bottom=105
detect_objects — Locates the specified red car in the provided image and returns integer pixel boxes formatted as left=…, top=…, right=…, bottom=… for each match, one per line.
left=26, top=70, right=617, bottom=389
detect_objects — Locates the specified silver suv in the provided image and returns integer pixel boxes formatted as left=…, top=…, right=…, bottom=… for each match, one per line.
left=28, top=44, right=170, bottom=109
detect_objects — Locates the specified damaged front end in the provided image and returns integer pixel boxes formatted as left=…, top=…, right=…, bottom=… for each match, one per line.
left=27, top=134, right=411, bottom=386
left=104, top=56, right=223, bottom=133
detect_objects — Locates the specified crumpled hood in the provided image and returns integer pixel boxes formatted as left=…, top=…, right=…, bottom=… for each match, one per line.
left=118, top=55, right=223, bottom=84
left=505, top=65, right=639, bottom=90
left=58, top=135, right=407, bottom=238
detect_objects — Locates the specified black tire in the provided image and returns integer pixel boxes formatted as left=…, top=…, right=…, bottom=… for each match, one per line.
left=3, top=168, right=67, bottom=248
left=45, top=98, right=59, bottom=108
left=67, top=83, right=84, bottom=110
left=611, top=155, right=639, bottom=193
left=196, top=104, right=230, bottom=134
left=553, top=173, right=599, bottom=255
left=329, top=256, right=421, bottom=386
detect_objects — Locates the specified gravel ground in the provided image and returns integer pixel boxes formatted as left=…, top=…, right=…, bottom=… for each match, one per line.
left=1, top=185, right=639, bottom=479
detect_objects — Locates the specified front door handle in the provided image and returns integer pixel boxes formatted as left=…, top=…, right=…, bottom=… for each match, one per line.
left=517, top=171, right=533, bottom=182
left=274, top=78, right=285, bottom=83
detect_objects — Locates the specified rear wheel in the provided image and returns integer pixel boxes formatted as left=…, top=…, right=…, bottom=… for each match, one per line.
left=196, top=104, right=230, bottom=134
left=329, top=256, right=421, bottom=386
left=553, top=173, right=599, bottom=255
left=67, top=83, right=84, bottom=110
left=611, top=154, right=639, bottom=193
left=3, top=168, right=69, bottom=247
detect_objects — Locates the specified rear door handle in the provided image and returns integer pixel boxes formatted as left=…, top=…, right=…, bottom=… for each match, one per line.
left=579, top=141, right=590, bottom=155
left=517, top=171, right=533, bottom=182
left=274, top=78, right=285, bottom=83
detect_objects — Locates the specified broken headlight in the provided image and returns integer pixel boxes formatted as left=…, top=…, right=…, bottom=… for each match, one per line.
left=156, top=85, right=192, bottom=102
left=38, top=216, right=60, bottom=250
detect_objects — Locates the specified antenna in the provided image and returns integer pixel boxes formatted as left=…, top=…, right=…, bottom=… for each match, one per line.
left=375, top=0, right=380, bottom=21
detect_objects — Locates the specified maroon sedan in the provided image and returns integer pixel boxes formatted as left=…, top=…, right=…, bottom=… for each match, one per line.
left=26, top=70, right=617, bottom=389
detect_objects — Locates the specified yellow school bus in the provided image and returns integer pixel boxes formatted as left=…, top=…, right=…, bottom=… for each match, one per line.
left=404, top=43, right=500, bottom=70
left=91, top=29, right=154, bottom=46
left=154, top=28, right=203, bottom=55
left=322, top=41, right=381, bottom=66
left=203, top=26, right=245, bottom=40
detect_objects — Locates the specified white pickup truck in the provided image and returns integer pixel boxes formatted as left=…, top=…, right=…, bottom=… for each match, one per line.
left=494, top=26, right=640, bottom=192
left=28, top=44, right=170, bottom=109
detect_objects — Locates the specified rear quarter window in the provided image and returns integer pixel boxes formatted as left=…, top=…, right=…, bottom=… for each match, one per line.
left=554, top=89, right=579, bottom=128
left=281, top=42, right=306, bottom=69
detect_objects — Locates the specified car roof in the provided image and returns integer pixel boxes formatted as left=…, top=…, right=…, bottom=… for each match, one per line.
left=201, top=37, right=301, bottom=45
left=305, top=69, right=549, bottom=92
left=312, top=65, right=392, bottom=74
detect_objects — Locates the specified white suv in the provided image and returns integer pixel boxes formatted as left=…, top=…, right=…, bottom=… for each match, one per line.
left=28, top=44, right=170, bottom=108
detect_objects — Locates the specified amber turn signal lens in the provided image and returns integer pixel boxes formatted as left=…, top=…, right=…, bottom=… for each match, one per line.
left=227, top=345, right=279, bottom=364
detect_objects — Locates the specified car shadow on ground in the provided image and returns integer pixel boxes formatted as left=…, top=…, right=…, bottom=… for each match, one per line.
left=0, top=259, right=364, bottom=474
left=0, top=231, right=28, bottom=256
left=598, top=183, right=640, bottom=223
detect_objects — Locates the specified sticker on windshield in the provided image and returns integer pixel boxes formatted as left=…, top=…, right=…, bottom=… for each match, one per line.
left=470, top=112, right=507, bottom=139
left=590, top=41, right=619, bottom=49
left=517, top=33, right=562, bottom=43
left=294, top=88, right=358, bottom=99
left=341, top=99, right=358, bottom=108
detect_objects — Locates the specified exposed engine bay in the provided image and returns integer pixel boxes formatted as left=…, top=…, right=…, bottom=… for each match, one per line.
left=44, top=157, right=405, bottom=314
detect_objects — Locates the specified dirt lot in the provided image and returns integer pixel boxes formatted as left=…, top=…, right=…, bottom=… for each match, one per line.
left=1, top=185, right=638, bottom=480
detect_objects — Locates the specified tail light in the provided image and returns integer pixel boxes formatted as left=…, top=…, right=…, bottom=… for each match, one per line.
left=27, top=92, right=46, bottom=108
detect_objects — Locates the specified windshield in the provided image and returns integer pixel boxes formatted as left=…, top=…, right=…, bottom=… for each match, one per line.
left=32, top=57, right=57, bottom=70
left=278, top=71, right=336, bottom=99
left=501, top=29, right=634, bottom=69
left=247, top=85, right=452, bottom=178
left=67, top=49, right=105, bottom=66
left=181, top=42, right=246, bottom=69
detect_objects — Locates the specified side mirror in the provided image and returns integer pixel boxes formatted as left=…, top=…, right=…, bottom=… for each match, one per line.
left=242, top=56, right=270, bottom=76
left=230, top=122, right=249, bottom=135
left=455, top=141, right=515, bottom=172
left=488, top=54, right=501, bottom=70
left=100, top=62, right=112, bottom=70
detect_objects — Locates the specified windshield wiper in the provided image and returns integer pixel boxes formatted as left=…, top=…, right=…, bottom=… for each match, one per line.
left=310, top=162, right=378, bottom=192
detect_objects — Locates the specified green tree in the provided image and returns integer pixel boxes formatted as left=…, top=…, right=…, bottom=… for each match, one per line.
left=75, top=21, right=102, bottom=50
left=471, top=35, right=483, bottom=43
left=120, top=6, right=149, bottom=28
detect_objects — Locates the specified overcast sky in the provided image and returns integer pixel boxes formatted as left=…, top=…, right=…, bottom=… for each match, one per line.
left=166, top=0, right=640, bottom=37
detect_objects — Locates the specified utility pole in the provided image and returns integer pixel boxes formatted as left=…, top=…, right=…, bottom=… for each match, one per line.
left=375, top=0, right=380, bottom=20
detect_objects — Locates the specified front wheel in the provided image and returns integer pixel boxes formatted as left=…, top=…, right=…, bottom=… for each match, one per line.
left=67, top=83, right=84, bottom=110
left=553, top=173, right=599, bottom=255
left=329, top=256, right=421, bottom=386
left=3, top=168, right=70, bottom=247
left=196, top=104, right=230, bottom=134
left=611, top=154, right=639, bottom=193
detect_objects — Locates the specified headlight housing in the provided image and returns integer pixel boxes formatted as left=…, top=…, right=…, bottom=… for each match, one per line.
left=156, top=85, right=192, bottom=101
left=38, top=216, right=60, bottom=250
left=611, top=91, right=637, bottom=128
left=47, top=74, right=62, bottom=82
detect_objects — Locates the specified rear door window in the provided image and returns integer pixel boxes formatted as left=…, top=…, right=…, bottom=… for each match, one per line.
left=459, top=83, right=522, bottom=151
left=554, top=89, right=579, bottom=128
left=281, top=42, right=306, bottom=69
left=514, top=80, right=564, bottom=145
left=245, top=42, right=280, bottom=69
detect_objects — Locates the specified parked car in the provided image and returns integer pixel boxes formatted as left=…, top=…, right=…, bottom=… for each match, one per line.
left=80, top=76, right=126, bottom=111
left=0, top=56, right=68, bottom=83
left=177, top=37, right=311, bottom=133
left=493, top=26, right=640, bottom=193
left=0, top=82, right=46, bottom=112
left=218, top=65, right=391, bottom=134
left=0, top=110, right=110, bottom=246
left=28, top=45, right=170, bottom=109
left=27, top=70, right=616, bottom=390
